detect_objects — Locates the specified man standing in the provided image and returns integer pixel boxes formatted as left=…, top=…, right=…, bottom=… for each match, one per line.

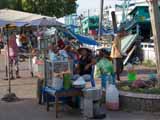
left=110, top=28, right=127, bottom=81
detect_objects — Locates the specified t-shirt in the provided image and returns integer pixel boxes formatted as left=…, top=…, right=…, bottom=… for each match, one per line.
left=20, top=34, right=28, bottom=44
left=16, top=35, right=22, bottom=47
left=49, top=51, right=58, bottom=61
left=110, top=36, right=122, bottom=58
left=94, top=58, right=114, bottom=78
left=59, top=50, right=69, bottom=60
left=8, top=35, right=18, bottom=57
left=78, top=56, right=92, bottom=75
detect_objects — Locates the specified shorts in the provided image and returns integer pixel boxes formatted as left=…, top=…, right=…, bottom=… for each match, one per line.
left=113, top=58, right=123, bottom=73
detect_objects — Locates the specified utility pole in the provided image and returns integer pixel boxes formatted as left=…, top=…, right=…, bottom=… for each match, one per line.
left=148, top=0, right=160, bottom=86
left=88, top=9, right=90, bottom=35
left=111, top=11, right=118, bottom=33
left=98, top=0, right=104, bottom=41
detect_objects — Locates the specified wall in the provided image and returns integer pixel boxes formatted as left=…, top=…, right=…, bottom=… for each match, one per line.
left=141, top=42, right=156, bottom=63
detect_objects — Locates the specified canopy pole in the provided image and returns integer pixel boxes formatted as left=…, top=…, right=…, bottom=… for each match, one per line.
left=2, top=24, right=18, bottom=102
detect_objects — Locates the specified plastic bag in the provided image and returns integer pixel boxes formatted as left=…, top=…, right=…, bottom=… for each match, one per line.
left=73, top=77, right=86, bottom=86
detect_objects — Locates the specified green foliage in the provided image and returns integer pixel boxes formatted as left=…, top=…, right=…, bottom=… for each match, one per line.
left=119, top=84, right=160, bottom=94
left=0, top=0, right=77, bottom=18
left=143, top=60, right=156, bottom=68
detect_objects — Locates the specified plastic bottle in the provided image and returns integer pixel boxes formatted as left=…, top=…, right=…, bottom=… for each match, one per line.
left=63, top=73, right=72, bottom=90
left=127, top=63, right=137, bottom=82
left=106, top=84, right=119, bottom=110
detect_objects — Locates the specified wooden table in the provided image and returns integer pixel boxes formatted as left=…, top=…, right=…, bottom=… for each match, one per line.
left=46, top=88, right=83, bottom=118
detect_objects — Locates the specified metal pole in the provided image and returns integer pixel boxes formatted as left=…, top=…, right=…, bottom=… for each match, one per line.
left=88, top=9, right=90, bottom=35
left=6, top=25, right=11, bottom=93
left=111, top=11, right=118, bottom=33
left=1, top=26, right=18, bottom=102
left=98, top=0, right=104, bottom=41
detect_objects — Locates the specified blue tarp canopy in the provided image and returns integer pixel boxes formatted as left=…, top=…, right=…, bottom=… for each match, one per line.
left=0, top=20, right=28, bottom=27
left=0, top=20, right=10, bottom=27
left=68, top=30, right=100, bottom=46
left=74, top=34, right=99, bottom=46
left=96, top=28, right=115, bottom=36
left=15, top=21, right=28, bottom=27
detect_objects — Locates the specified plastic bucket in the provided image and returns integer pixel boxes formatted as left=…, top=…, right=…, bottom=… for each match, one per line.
left=63, top=74, right=72, bottom=90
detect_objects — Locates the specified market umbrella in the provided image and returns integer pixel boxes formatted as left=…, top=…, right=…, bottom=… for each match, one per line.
left=30, top=17, right=56, bottom=26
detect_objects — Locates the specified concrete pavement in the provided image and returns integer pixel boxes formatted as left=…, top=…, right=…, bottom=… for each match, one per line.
left=0, top=53, right=159, bottom=120
left=0, top=99, right=160, bottom=120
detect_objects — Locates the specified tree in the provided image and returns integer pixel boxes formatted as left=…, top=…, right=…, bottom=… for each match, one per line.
left=148, top=0, right=160, bottom=87
left=0, top=0, right=77, bottom=18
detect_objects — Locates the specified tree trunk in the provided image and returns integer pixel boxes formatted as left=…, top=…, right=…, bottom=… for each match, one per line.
left=148, top=0, right=160, bottom=87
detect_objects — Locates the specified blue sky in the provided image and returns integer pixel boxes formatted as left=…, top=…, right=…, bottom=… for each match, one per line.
left=77, top=0, right=119, bottom=13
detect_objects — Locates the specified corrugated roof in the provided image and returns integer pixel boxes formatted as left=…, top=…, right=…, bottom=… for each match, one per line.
left=121, top=34, right=138, bottom=54
left=129, top=6, right=148, bottom=15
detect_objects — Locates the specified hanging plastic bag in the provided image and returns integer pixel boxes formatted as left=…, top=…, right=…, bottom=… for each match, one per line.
left=106, top=84, right=119, bottom=110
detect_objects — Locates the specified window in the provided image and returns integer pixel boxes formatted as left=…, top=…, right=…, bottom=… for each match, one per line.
left=89, top=18, right=96, bottom=24
left=148, top=45, right=154, bottom=48
left=144, top=45, right=147, bottom=48
left=144, top=8, right=148, bottom=13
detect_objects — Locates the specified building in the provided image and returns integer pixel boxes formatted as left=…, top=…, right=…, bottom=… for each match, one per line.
left=64, top=13, right=78, bottom=26
left=128, top=6, right=151, bottom=42
left=81, top=16, right=99, bottom=35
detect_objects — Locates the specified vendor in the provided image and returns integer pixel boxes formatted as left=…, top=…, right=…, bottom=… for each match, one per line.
left=74, top=48, right=96, bottom=82
left=77, top=48, right=92, bottom=75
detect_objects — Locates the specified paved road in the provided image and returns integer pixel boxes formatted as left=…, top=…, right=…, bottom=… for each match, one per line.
left=0, top=99, right=160, bottom=120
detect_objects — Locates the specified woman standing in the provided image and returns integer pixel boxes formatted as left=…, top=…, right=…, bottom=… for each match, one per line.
left=95, top=49, right=114, bottom=89
left=8, top=32, right=20, bottom=79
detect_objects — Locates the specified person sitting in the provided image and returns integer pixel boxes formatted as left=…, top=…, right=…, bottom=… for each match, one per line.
left=77, top=48, right=92, bottom=75
left=73, top=48, right=96, bottom=82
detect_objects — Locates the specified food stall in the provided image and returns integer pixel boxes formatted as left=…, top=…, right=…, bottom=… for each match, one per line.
left=33, top=24, right=108, bottom=118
